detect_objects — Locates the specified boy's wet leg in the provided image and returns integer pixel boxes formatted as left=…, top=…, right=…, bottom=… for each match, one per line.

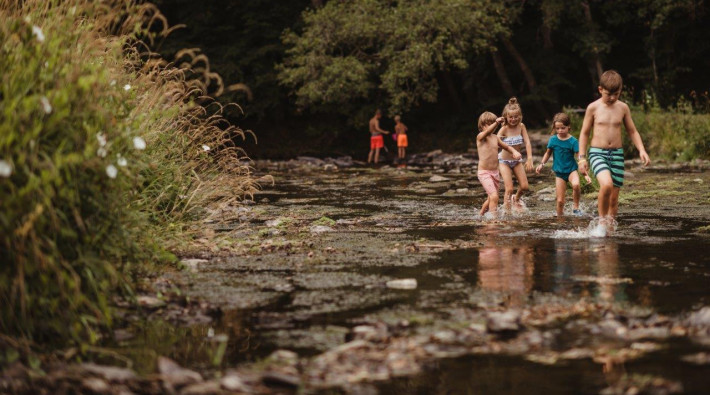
left=609, top=187, right=621, bottom=218
left=596, top=171, right=614, bottom=218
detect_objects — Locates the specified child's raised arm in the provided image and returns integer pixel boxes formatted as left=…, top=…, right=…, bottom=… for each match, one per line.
left=477, top=117, right=504, bottom=142
left=535, top=148, right=553, bottom=174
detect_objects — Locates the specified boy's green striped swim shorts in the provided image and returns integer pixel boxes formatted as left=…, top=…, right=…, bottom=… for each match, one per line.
left=589, top=147, right=625, bottom=188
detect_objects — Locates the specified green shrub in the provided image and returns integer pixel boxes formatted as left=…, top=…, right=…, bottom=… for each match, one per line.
left=565, top=102, right=710, bottom=161
left=0, top=0, right=257, bottom=347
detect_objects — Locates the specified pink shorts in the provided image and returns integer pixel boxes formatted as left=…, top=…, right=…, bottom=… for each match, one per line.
left=477, top=170, right=500, bottom=196
left=370, top=135, right=384, bottom=149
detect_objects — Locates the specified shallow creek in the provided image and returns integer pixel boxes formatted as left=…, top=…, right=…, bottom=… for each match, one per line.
left=118, top=164, right=710, bottom=393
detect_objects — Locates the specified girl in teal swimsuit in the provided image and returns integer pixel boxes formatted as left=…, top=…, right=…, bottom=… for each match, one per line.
left=536, top=113, right=592, bottom=217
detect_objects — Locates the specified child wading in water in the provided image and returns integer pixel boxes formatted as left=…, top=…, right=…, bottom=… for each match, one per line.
left=476, top=112, right=521, bottom=218
left=497, top=97, right=534, bottom=212
left=578, top=70, right=650, bottom=226
left=536, top=113, right=592, bottom=217
left=394, top=115, right=408, bottom=164
left=367, top=109, right=391, bottom=164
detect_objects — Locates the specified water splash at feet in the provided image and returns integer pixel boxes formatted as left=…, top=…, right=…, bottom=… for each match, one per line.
left=552, top=217, right=618, bottom=239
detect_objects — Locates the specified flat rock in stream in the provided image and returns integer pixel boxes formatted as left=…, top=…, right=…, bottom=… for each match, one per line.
left=157, top=356, right=202, bottom=390
left=80, top=363, right=137, bottom=382
left=428, top=175, right=450, bottom=182
left=386, top=279, right=418, bottom=289
left=486, top=311, right=521, bottom=332
left=136, top=295, right=166, bottom=309
left=310, top=225, right=333, bottom=233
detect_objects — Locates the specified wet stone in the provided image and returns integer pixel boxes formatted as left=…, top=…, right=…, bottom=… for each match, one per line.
left=486, top=311, right=521, bottom=332
left=386, top=279, right=417, bottom=289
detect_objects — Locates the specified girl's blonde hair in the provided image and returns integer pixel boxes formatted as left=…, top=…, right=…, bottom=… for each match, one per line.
left=502, top=97, right=522, bottom=120
left=550, top=112, right=571, bottom=134
left=477, top=111, right=497, bottom=132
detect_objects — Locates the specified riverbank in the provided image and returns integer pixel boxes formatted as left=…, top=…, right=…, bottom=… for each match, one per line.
left=3, top=155, right=710, bottom=394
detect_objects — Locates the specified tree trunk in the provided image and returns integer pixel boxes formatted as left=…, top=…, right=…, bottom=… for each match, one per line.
left=441, top=71, right=464, bottom=113
left=501, top=37, right=537, bottom=92
left=491, top=50, right=515, bottom=98
left=580, top=0, right=603, bottom=81
left=500, top=37, right=550, bottom=120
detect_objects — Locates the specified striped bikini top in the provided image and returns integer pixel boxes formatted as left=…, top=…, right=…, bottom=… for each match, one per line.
left=501, top=134, right=524, bottom=146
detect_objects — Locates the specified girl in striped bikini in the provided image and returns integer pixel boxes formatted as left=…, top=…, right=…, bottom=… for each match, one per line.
left=497, top=97, right=534, bottom=212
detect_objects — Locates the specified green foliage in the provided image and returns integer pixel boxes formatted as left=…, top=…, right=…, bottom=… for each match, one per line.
left=565, top=101, right=710, bottom=161
left=278, top=0, right=510, bottom=116
left=0, top=0, right=256, bottom=346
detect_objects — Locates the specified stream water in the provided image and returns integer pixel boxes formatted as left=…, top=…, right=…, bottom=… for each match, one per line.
left=115, top=165, right=710, bottom=393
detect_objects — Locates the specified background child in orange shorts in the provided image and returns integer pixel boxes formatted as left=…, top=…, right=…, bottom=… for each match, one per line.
left=394, top=115, right=408, bottom=162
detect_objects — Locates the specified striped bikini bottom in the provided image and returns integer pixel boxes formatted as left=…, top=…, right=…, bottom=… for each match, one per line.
left=589, top=147, right=624, bottom=188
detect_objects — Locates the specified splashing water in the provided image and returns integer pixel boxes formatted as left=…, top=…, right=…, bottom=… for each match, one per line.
left=552, top=217, right=618, bottom=239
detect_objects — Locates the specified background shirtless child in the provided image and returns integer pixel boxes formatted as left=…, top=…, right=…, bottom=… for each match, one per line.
left=477, top=112, right=521, bottom=218
left=578, top=70, right=651, bottom=224
left=367, top=109, right=390, bottom=164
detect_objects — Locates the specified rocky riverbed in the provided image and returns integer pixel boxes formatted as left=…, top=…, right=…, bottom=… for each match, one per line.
left=3, top=152, right=710, bottom=394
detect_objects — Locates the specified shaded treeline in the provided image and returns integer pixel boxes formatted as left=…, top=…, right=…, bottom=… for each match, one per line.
left=153, top=0, right=710, bottom=158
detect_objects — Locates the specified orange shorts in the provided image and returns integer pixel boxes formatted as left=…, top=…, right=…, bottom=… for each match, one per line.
left=397, top=134, right=408, bottom=148
left=370, top=135, right=384, bottom=149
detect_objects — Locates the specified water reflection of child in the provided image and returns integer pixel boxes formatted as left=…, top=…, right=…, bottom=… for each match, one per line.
left=478, top=244, right=534, bottom=307
left=476, top=112, right=521, bottom=218
left=535, top=112, right=592, bottom=217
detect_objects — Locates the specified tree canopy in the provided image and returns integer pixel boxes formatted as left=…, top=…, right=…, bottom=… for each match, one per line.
left=278, top=0, right=511, bottom=115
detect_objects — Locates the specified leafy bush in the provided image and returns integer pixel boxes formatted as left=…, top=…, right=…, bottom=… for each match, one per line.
left=0, top=0, right=257, bottom=346
left=565, top=103, right=710, bottom=161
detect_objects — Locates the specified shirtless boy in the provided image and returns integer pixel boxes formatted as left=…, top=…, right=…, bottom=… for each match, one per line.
left=477, top=112, right=522, bottom=218
left=578, top=70, right=651, bottom=223
left=368, top=109, right=390, bottom=164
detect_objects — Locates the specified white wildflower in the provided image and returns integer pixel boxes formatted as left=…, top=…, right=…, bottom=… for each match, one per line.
left=96, top=133, right=107, bottom=147
left=110, top=80, right=116, bottom=87
left=106, top=164, right=117, bottom=179
left=123, top=84, right=131, bottom=91
left=40, top=96, right=52, bottom=114
left=133, top=136, right=146, bottom=150
left=0, top=160, right=12, bottom=178
left=44, top=61, right=49, bottom=68
left=97, top=147, right=107, bottom=158
left=32, top=25, right=45, bottom=43
left=117, top=156, right=127, bottom=167
left=178, top=194, right=187, bottom=199
left=202, top=144, right=211, bottom=151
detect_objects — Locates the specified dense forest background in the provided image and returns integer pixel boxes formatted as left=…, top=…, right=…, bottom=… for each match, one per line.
left=152, top=0, right=710, bottom=159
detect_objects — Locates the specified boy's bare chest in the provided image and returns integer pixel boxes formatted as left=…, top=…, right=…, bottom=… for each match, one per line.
left=594, top=108, right=623, bottom=128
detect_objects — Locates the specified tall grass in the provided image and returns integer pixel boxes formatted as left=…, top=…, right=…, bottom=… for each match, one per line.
left=0, top=0, right=258, bottom=350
